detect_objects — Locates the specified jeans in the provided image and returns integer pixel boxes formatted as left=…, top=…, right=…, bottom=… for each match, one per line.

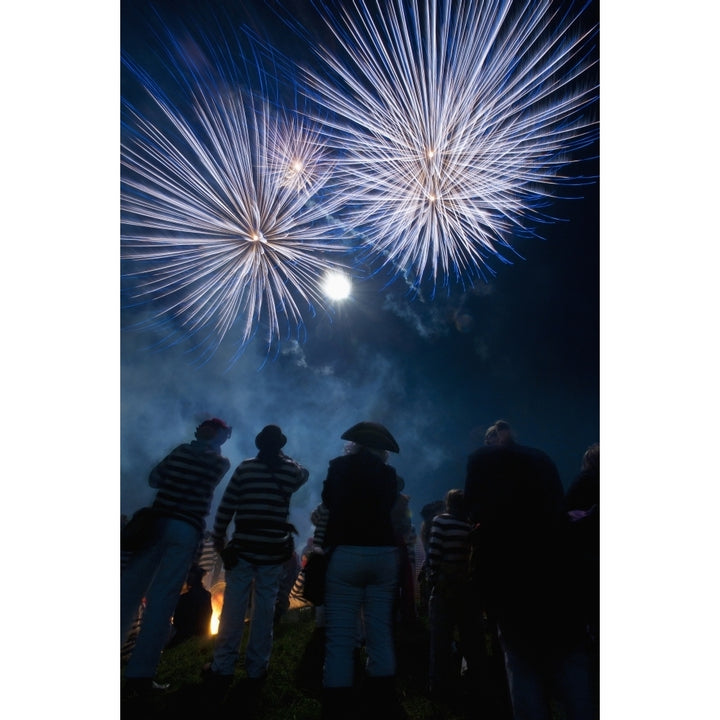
left=499, top=629, right=595, bottom=720
left=323, top=545, right=399, bottom=688
left=428, top=586, right=487, bottom=691
left=121, top=516, right=201, bottom=678
left=211, top=557, right=284, bottom=678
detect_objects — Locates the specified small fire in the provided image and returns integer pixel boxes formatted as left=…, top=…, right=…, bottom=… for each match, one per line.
left=210, top=583, right=225, bottom=636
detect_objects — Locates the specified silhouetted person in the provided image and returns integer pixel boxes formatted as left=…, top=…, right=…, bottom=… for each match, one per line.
left=465, top=423, right=595, bottom=720
left=391, top=486, right=418, bottom=627
left=275, top=550, right=302, bottom=625
left=565, top=442, right=599, bottom=513
left=293, top=504, right=330, bottom=626
left=320, top=421, right=405, bottom=720
left=427, top=489, right=486, bottom=701
left=167, top=564, right=213, bottom=647
left=121, top=418, right=231, bottom=696
left=204, top=424, right=308, bottom=696
left=565, top=442, right=600, bottom=718
left=417, top=499, right=444, bottom=617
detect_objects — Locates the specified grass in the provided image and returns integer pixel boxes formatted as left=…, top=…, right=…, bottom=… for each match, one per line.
left=121, top=605, right=514, bottom=719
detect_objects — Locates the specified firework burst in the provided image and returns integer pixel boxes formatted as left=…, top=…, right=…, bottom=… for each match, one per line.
left=121, top=21, right=348, bottom=361
left=304, top=0, right=599, bottom=291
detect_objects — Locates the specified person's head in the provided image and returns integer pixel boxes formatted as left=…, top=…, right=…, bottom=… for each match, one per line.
left=195, top=418, right=232, bottom=448
left=581, top=442, right=599, bottom=474
left=340, top=421, right=399, bottom=462
left=344, top=441, right=389, bottom=462
left=444, top=488, right=466, bottom=518
left=186, top=564, right=207, bottom=587
left=421, top=500, right=444, bottom=522
left=255, top=424, right=287, bottom=454
left=484, top=419, right=515, bottom=447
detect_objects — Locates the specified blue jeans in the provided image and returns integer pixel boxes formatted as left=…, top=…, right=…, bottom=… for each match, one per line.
left=121, top=516, right=201, bottom=678
left=323, top=545, right=399, bottom=688
left=211, top=557, right=284, bottom=678
left=500, top=629, right=595, bottom=720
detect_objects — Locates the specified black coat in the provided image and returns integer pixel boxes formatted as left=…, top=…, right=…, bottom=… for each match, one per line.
left=322, top=449, right=400, bottom=547
left=464, top=443, right=587, bottom=651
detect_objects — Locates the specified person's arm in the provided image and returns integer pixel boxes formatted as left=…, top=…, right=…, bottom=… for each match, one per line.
left=296, top=462, right=310, bottom=488
left=148, top=448, right=177, bottom=488
left=310, top=503, right=329, bottom=550
left=211, top=466, right=240, bottom=551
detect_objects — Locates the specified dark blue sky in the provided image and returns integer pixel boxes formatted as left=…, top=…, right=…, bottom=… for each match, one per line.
left=120, top=0, right=600, bottom=543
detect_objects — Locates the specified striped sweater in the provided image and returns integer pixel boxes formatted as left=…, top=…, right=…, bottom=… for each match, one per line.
left=213, top=453, right=309, bottom=565
left=427, top=511, right=472, bottom=588
left=149, top=441, right=231, bottom=532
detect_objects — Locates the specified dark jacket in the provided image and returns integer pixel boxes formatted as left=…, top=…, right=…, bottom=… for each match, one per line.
left=464, top=443, right=586, bottom=651
left=169, top=584, right=213, bottom=645
left=565, top=467, right=599, bottom=513
left=322, top=449, right=400, bottom=547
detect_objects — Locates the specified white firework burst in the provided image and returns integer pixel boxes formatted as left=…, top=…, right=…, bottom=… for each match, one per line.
left=304, top=0, right=599, bottom=290
left=121, top=30, right=348, bottom=359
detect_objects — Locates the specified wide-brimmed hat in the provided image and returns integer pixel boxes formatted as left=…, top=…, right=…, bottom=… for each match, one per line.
left=341, top=421, right=400, bottom=453
left=255, top=424, right=287, bottom=451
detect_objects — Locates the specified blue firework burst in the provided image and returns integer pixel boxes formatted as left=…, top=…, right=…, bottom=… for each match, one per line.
left=303, top=0, right=599, bottom=291
left=121, top=13, right=349, bottom=361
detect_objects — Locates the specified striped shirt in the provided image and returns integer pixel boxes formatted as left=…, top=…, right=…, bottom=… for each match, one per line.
left=427, top=512, right=472, bottom=588
left=213, top=453, right=309, bottom=565
left=149, top=441, right=231, bottom=532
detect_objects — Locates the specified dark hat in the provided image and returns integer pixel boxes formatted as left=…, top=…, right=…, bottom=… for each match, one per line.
left=341, top=421, right=400, bottom=453
left=255, top=424, right=287, bottom=451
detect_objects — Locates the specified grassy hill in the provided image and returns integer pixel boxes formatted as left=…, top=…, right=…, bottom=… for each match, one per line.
left=120, top=605, right=515, bottom=719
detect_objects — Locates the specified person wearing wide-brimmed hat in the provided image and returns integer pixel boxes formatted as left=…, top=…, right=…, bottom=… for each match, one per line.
left=204, top=424, right=308, bottom=693
left=319, top=421, right=406, bottom=718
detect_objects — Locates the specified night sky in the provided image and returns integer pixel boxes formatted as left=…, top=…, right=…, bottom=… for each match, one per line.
left=120, top=0, right=600, bottom=544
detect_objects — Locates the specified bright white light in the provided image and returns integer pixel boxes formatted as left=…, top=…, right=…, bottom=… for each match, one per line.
left=323, top=272, right=352, bottom=300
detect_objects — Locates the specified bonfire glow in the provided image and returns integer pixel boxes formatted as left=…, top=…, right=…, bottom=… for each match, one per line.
left=210, top=583, right=225, bottom=635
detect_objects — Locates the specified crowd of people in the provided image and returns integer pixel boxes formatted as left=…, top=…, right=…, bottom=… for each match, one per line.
left=121, top=417, right=599, bottom=720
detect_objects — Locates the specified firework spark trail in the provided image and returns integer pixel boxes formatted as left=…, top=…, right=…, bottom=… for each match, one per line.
left=121, top=22, right=348, bottom=361
left=304, top=0, right=599, bottom=291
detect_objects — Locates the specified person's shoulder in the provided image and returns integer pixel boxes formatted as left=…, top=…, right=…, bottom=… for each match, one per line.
left=468, top=445, right=490, bottom=459
left=517, top=444, right=558, bottom=470
left=232, top=457, right=260, bottom=472
left=467, top=444, right=503, bottom=463
left=280, top=454, right=310, bottom=477
left=515, top=443, right=548, bottom=457
left=279, top=452, right=303, bottom=467
left=328, top=453, right=349, bottom=469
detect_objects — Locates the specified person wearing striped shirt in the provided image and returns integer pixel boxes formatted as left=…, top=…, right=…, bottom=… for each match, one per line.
left=427, top=488, right=485, bottom=701
left=206, top=424, right=309, bottom=688
left=121, top=418, right=232, bottom=696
